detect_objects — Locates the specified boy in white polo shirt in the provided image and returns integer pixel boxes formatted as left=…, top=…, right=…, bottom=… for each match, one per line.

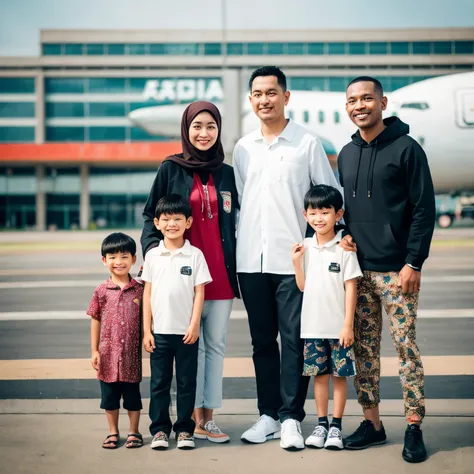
left=142, top=194, right=212, bottom=451
left=292, top=184, right=362, bottom=450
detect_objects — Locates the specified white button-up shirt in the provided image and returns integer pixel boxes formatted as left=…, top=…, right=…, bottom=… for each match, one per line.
left=233, top=119, right=342, bottom=274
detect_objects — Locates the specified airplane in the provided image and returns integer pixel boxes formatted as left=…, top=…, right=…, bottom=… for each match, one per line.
left=128, top=71, right=474, bottom=194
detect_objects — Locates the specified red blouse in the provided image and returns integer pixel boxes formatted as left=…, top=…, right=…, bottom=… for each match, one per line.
left=87, top=278, right=143, bottom=383
left=187, top=173, right=234, bottom=300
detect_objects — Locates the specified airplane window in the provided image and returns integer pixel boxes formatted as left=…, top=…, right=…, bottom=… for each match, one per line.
left=400, top=102, right=429, bottom=110
left=318, top=111, right=325, bottom=124
left=303, top=111, right=310, bottom=123
left=288, top=110, right=294, bottom=120
left=334, top=111, right=340, bottom=123
left=418, top=136, right=425, bottom=146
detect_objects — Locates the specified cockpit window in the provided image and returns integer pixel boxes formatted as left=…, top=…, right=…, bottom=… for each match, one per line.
left=400, top=102, right=430, bottom=110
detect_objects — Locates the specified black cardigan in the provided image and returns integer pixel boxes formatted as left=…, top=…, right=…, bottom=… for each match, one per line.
left=141, top=159, right=240, bottom=298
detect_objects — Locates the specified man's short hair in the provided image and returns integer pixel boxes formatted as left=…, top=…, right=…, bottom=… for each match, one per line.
left=347, top=76, right=384, bottom=97
left=101, top=232, right=137, bottom=257
left=304, top=185, right=343, bottom=212
left=249, top=66, right=287, bottom=92
left=155, top=194, right=192, bottom=220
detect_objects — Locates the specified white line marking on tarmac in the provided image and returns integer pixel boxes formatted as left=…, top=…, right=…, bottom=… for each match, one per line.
left=1, top=275, right=474, bottom=289
left=1, top=309, right=474, bottom=321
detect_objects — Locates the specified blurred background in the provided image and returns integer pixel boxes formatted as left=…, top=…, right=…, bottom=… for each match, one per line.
left=0, top=0, right=473, bottom=231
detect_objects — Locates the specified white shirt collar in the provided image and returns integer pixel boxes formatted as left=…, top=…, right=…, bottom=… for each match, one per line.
left=157, top=239, right=191, bottom=255
left=251, top=118, right=297, bottom=143
left=312, top=230, right=344, bottom=249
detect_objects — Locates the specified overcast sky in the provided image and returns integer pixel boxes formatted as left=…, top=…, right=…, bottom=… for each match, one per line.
left=1, top=0, right=473, bottom=56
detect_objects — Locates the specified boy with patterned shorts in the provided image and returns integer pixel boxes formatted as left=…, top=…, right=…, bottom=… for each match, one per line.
left=292, top=185, right=362, bottom=450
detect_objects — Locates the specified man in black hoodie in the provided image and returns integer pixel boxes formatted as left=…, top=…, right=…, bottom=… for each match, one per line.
left=338, top=77, right=435, bottom=463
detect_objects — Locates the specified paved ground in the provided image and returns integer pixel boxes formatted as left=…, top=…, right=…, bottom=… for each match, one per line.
left=0, top=228, right=473, bottom=473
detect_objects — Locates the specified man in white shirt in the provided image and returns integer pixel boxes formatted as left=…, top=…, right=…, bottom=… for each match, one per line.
left=233, top=66, right=342, bottom=450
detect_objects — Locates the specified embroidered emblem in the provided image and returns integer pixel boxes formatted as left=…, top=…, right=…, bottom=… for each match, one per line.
left=220, top=191, right=232, bottom=214
left=328, top=262, right=341, bottom=273
left=180, top=266, right=192, bottom=276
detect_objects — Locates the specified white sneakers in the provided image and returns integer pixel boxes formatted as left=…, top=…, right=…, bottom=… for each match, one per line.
left=305, top=425, right=344, bottom=450
left=280, top=419, right=305, bottom=450
left=150, top=431, right=169, bottom=450
left=241, top=415, right=281, bottom=443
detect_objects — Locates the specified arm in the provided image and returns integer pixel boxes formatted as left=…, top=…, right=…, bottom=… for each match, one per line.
left=232, top=142, right=245, bottom=207
left=183, top=283, right=204, bottom=344
left=142, top=281, right=155, bottom=353
left=141, top=165, right=168, bottom=258
left=339, top=278, right=357, bottom=348
left=90, top=318, right=101, bottom=370
left=291, top=243, right=306, bottom=291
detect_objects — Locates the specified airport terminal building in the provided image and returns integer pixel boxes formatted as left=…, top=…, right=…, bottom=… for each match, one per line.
left=1, top=28, right=473, bottom=230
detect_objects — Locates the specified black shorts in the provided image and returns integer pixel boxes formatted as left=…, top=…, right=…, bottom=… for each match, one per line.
left=99, top=381, right=142, bottom=411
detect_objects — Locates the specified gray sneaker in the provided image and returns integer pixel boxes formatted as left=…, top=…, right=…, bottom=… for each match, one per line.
left=177, top=431, right=195, bottom=450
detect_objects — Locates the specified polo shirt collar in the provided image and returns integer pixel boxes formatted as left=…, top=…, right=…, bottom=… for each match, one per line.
left=157, top=239, right=192, bottom=256
left=252, top=118, right=297, bottom=143
left=312, top=230, right=344, bottom=249
left=106, top=275, right=138, bottom=290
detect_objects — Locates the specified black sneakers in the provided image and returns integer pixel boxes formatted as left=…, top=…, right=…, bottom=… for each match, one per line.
left=402, top=424, right=427, bottom=463
left=344, top=420, right=387, bottom=450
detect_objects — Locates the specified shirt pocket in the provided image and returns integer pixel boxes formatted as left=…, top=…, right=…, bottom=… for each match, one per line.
left=270, top=156, right=306, bottom=186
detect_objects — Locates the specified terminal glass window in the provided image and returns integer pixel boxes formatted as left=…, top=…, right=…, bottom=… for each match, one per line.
left=89, top=127, right=126, bottom=141
left=369, top=42, right=388, bottom=54
left=247, top=43, right=265, bottom=55
left=328, top=77, right=347, bottom=91
left=107, top=44, right=126, bottom=55
left=348, top=42, right=366, bottom=55
left=227, top=43, right=244, bottom=55
left=288, top=43, right=305, bottom=55
left=43, top=44, right=62, bottom=55
left=204, top=43, right=222, bottom=55
left=454, top=41, right=473, bottom=54
left=129, top=44, right=147, bottom=55
left=328, top=43, right=346, bottom=55
left=267, top=42, right=285, bottom=54
left=64, top=44, right=84, bottom=55
left=0, top=102, right=35, bottom=117
left=149, top=44, right=165, bottom=55
left=391, top=76, right=412, bottom=90
left=0, top=78, right=35, bottom=94
left=412, top=42, right=431, bottom=54
left=89, top=103, right=126, bottom=117
left=46, top=78, right=85, bottom=94
left=308, top=43, right=325, bottom=54
left=433, top=41, right=452, bottom=54
left=46, top=102, right=85, bottom=118
left=88, top=78, right=126, bottom=93
left=86, top=44, right=105, bottom=55
left=390, top=42, right=410, bottom=54
left=0, top=127, right=35, bottom=142
left=130, top=127, right=167, bottom=141
left=46, top=127, right=85, bottom=142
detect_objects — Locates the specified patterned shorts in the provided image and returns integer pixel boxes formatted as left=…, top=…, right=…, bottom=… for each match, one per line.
left=303, top=338, right=356, bottom=377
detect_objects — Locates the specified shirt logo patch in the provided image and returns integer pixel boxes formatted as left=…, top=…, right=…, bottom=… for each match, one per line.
left=328, top=262, right=341, bottom=273
left=220, top=191, right=232, bottom=214
left=180, top=266, right=193, bottom=276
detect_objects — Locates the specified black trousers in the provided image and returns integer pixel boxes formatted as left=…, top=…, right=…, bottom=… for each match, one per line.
left=238, top=273, right=309, bottom=422
left=149, top=334, right=198, bottom=437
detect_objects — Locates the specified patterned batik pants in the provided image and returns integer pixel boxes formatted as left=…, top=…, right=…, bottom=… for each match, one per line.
left=354, top=271, right=425, bottom=423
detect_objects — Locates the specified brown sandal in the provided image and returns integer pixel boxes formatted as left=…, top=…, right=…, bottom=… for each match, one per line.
left=102, top=433, right=120, bottom=449
left=126, top=433, right=143, bottom=448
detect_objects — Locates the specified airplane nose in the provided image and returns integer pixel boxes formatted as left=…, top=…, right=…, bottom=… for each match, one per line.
left=128, top=105, right=188, bottom=137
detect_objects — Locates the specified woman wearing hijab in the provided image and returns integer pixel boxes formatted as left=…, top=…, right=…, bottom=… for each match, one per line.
left=141, top=101, right=239, bottom=443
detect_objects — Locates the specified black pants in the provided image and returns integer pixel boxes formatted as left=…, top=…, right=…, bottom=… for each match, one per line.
left=149, top=334, right=198, bottom=437
left=238, top=273, right=309, bottom=422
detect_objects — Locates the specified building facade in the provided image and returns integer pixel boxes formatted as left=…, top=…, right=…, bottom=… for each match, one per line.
left=1, top=28, right=473, bottom=229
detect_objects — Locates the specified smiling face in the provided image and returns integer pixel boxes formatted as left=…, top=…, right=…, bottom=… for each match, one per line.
left=188, top=111, right=218, bottom=151
left=154, top=213, right=192, bottom=241
left=346, top=81, right=387, bottom=131
left=304, top=206, right=344, bottom=238
left=102, top=251, right=136, bottom=277
left=249, top=75, right=290, bottom=123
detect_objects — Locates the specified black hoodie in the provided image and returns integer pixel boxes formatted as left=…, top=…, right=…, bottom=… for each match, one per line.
left=338, top=117, right=435, bottom=272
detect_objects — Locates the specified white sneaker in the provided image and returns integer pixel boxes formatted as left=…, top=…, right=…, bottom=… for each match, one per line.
left=241, top=415, right=281, bottom=443
left=280, top=419, right=305, bottom=450
left=324, top=426, right=344, bottom=450
left=305, top=425, right=328, bottom=448
left=150, top=431, right=169, bottom=450
left=177, top=431, right=195, bottom=450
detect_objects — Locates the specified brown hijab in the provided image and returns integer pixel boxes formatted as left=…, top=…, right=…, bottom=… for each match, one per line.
left=165, top=101, right=225, bottom=171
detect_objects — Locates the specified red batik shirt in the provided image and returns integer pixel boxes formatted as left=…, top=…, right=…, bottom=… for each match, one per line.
left=87, top=278, right=144, bottom=383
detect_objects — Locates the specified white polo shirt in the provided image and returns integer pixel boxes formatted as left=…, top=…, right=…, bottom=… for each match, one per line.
left=233, top=119, right=342, bottom=275
left=141, top=240, right=212, bottom=335
left=300, top=230, right=362, bottom=339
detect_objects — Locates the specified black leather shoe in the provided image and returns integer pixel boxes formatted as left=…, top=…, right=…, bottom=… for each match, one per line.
left=344, top=420, right=387, bottom=450
left=402, top=424, right=427, bottom=463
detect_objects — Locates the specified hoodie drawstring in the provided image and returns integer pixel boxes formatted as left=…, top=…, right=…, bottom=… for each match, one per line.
left=352, top=146, right=363, bottom=198
left=367, top=140, right=378, bottom=199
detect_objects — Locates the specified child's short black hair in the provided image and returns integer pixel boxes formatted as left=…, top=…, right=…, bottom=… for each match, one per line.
left=304, top=184, right=343, bottom=212
left=155, top=194, right=192, bottom=219
left=249, top=66, right=287, bottom=92
left=101, top=232, right=137, bottom=257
